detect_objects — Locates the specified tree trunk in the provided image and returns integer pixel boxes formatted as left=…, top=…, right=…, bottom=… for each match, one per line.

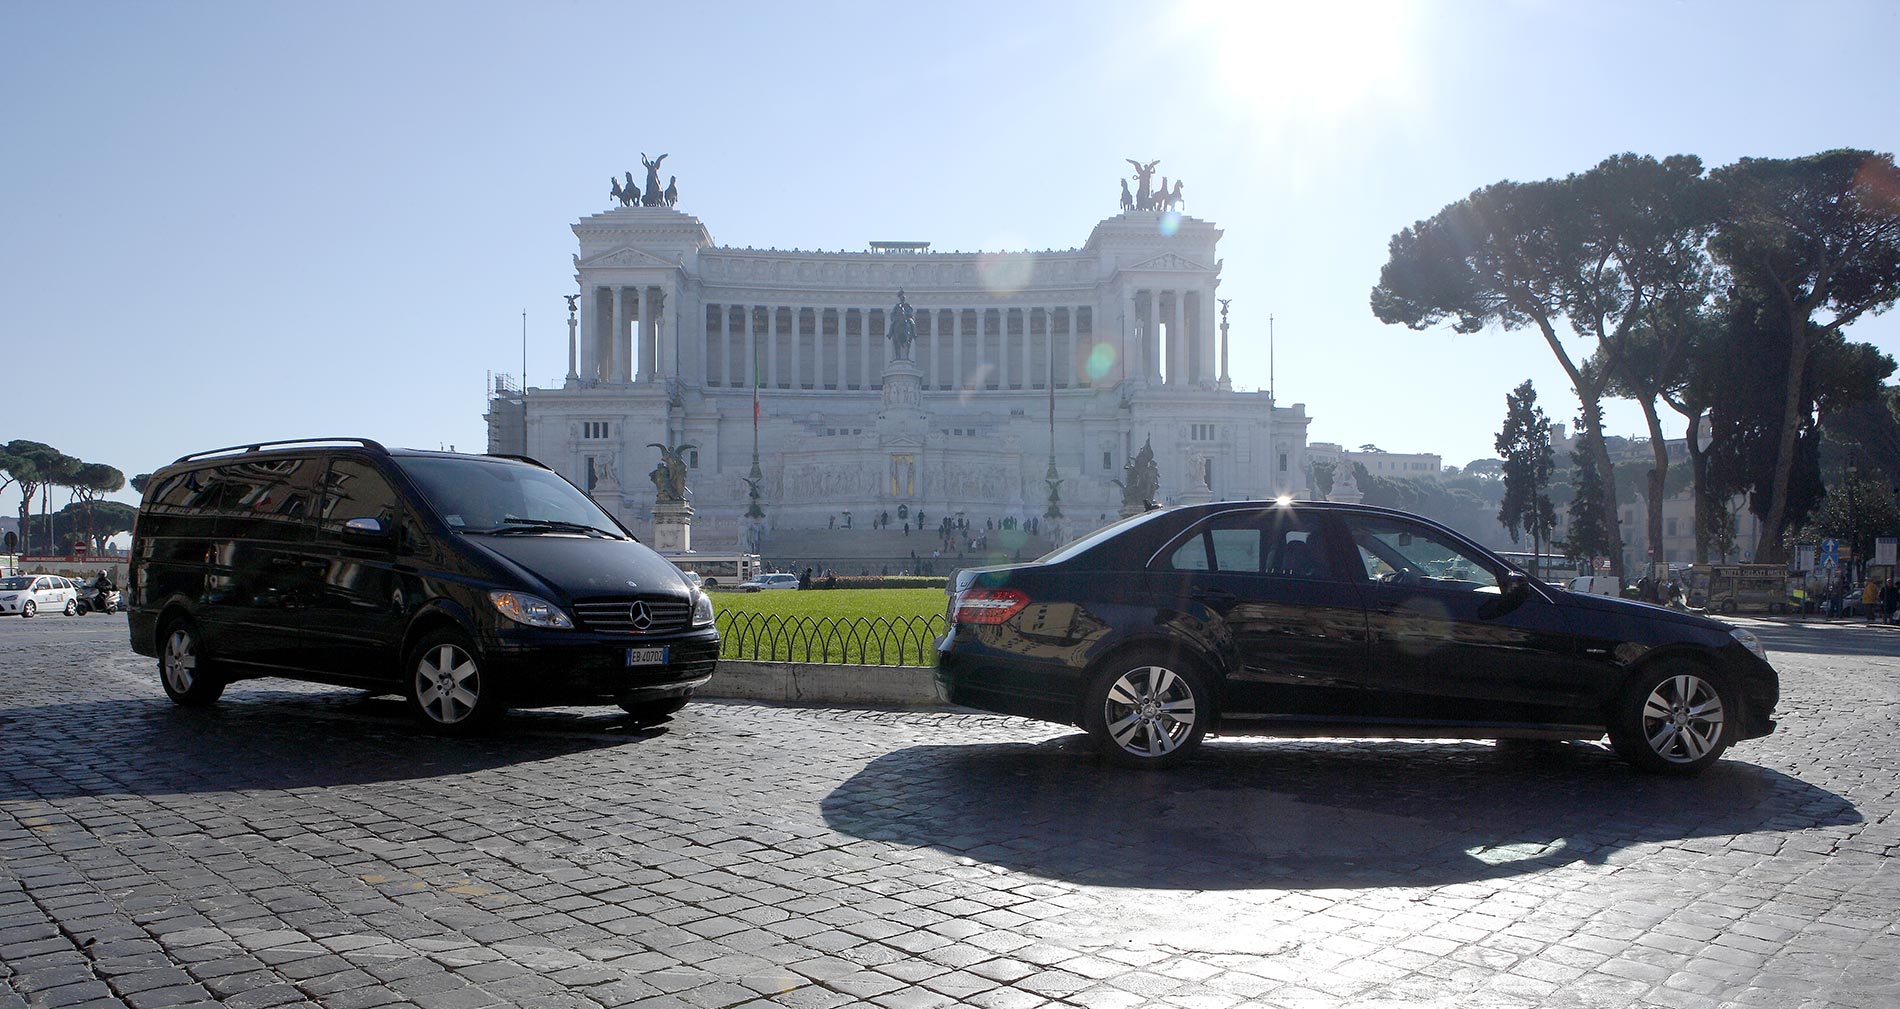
left=1580, top=398, right=1627, bottom=584
left=1683, top=411, right=1712, bottom=563
left=1641, top=399, right=1670, bottom=575
left=1753, top=318, right=1813, bottom=564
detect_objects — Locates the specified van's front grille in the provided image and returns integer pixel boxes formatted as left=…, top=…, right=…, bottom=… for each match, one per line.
left=572, top=596, right=692, bottom=635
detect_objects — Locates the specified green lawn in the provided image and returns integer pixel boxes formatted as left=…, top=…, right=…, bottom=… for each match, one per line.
left=710, top=588, right=947, bottom=666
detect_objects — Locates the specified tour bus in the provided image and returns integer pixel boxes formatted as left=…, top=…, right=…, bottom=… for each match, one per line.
left=661, top=552, right=762, bottom=589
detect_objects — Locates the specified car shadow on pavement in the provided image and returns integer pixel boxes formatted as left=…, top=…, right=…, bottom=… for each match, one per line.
left=822, top=735, right=1860, bottom=891
left=0, top=686, right=673, bottom=801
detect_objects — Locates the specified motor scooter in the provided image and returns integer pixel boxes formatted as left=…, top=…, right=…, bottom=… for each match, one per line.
left=74, top=585, right=120, bottom=615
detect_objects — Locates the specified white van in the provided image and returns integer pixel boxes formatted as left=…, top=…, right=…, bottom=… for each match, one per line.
left=1568, top=575, right=1623, bottom=597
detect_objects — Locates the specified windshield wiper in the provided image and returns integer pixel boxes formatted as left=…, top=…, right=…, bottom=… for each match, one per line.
left=489, top=517, right=618, bottom=538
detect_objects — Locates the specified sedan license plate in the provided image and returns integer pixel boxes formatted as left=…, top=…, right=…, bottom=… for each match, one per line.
left=626, top=646, right=670, bottom=666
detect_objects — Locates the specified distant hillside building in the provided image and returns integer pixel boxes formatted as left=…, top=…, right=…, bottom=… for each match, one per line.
left=489, top=188, right=1312, bottom=549
left=1309, top=443, right=1444, bottom=482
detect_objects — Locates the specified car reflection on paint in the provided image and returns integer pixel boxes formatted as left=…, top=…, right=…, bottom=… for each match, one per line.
left=936, top=501, right=1779, bottom=774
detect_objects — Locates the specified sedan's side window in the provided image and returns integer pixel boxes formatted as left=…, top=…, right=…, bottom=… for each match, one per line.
left=1343, top=515, right=1502, bottom=592
left=1160, top=509, right=1337, bottom=580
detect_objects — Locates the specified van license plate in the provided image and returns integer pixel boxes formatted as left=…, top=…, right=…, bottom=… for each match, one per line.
left=626, top=647, right=670, bottom=666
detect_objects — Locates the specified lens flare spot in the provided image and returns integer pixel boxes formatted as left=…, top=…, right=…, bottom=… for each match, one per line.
left=1158, top=212, right=1181, bottom=237
left=977, top=252, right=1034, bottom=295
left=1085, top=342, right=1117, bottom=381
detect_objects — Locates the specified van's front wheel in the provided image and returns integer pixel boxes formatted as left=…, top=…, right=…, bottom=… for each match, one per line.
left=406, top=631, right=503, bottom=734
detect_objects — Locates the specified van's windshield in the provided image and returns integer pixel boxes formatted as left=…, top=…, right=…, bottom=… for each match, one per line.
left=394, top=457, right=625, bottom=537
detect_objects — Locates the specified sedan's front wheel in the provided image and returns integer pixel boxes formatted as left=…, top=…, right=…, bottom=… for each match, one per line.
left=1083, top=652, right=1210, bottom=768
left=21, top=600, right=35, bottom=618
left=1609, top=662, right=1732, bottom=775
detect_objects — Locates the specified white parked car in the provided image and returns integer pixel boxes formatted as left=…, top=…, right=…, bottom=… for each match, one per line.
left=1568, top=575, right=1623, bottom=597
left=0, top=574, right=80, bottom=617
left=738, top=572, right=801, bottom=592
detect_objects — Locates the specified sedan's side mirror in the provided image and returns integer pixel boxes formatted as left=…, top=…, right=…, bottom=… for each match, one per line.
left=1500, top=570, right=1531, bottom=596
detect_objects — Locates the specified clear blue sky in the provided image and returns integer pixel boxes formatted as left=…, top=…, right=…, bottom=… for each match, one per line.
left=5, top=0, right=1897, bottom=514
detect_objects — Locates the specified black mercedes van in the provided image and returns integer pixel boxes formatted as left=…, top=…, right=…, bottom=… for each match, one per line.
left=128, top=438, right=718, bottom=732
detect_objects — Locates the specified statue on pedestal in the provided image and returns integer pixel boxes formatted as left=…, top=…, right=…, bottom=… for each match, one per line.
left=1115, top=436, right=1161, bottom=512
left=887, top=289, right=917, bottom=361
left=641, top=152, right=668, bottom=207
left=647, top=442, right=694, bottom=504
left=1125, top=158, right=1160, bottom=211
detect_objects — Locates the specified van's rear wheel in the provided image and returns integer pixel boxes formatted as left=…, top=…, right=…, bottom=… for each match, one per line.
left=159, top=618, right=225, bottom=705
left=406, top=630, right=503, bottom=734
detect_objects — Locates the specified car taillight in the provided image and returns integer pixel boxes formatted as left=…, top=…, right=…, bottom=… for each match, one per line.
left=955, top=588, right=1030, bottom=625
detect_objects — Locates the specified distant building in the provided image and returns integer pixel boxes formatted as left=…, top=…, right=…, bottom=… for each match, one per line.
left=1308, top=442, right=1444, bottom=481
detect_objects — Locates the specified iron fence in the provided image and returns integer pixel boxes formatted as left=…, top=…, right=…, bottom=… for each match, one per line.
left=715, top=611, right=946, bottom=667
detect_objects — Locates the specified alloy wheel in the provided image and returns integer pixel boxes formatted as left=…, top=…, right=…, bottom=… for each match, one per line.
left=415, top=643, right=482, bottom=725
left=1639, top=673, right=1725, bottom=765
left=163, top=628, right=198, bottom=695
left=1102, top=665, right=1199, bottom=758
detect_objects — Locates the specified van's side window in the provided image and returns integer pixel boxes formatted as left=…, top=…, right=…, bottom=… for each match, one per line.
left=320, top=460, right=401, bottom=534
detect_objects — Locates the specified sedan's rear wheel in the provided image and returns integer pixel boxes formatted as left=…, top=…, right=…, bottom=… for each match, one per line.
left=407, top=631, right=503, bottom=734
left=63, top=598, right=76, bottom=616
left=1609, top=662, right=1732, bottom=775
left=1083, top=652, right=1210, bottom=768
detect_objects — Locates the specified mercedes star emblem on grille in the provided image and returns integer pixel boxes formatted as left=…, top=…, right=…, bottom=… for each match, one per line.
left=629, top=601, right=653, bottom=631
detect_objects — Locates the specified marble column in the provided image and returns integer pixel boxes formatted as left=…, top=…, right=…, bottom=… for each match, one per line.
left=1162, top=292, right=1178, bottom=391
left=953, top=309, right=965, bottom=391
left=1122, top=288, right=1138, bottom=387
left=790, top=305, right=805, bottom=389
left=995, top=310, right=1007, bottom=388
left=768, top=306, right=781, bottom=388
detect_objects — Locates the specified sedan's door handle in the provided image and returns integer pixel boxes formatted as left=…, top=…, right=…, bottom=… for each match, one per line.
left=1190, top=587, right=1236, bottom=606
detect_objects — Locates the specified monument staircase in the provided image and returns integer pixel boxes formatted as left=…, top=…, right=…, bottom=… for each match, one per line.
left=754, top=525, right=1052, bottom=580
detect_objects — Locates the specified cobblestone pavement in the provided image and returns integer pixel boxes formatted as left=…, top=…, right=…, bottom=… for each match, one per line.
left=1, top=614, right=1895, bottom=1009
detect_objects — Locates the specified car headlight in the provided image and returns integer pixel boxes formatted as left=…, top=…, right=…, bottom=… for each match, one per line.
left=1729, top=627, right=1767, bottom=661
left=691, top=590, right=714, bottom=627
left=489, top=590, right=574, bottom=629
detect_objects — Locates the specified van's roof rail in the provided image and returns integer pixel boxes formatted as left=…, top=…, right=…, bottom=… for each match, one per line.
left=171, top=438, right=389, bottom=465
left=485, top=453, right=551, bottom=470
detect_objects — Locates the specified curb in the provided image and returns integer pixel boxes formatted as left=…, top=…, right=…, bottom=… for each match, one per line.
left=698, top=660, right=946, bottom=706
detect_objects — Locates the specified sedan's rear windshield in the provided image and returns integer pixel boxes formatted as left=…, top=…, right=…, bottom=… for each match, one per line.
left=394, top=457, right=624, bottom=536
left=1032, top=509, right=1173, bottom=566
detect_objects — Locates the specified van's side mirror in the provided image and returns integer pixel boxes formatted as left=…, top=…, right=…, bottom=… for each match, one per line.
left=342, top=517, right=393, bottom=542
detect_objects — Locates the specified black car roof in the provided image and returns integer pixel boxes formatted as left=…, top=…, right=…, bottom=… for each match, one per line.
left=162, top=438, right=548, bottom=472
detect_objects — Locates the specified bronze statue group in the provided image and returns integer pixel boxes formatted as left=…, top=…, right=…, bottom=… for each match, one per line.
left=1121, top=158, right=1185, bottom=213
left=611, top=152, right=678, bottom=209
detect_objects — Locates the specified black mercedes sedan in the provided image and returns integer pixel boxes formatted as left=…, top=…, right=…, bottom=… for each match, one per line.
left=936, top=501, right=1778, bottom=774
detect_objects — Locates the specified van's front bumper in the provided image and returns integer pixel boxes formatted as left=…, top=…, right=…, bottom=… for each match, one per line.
left=482, top=624, right=720, bottom=707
